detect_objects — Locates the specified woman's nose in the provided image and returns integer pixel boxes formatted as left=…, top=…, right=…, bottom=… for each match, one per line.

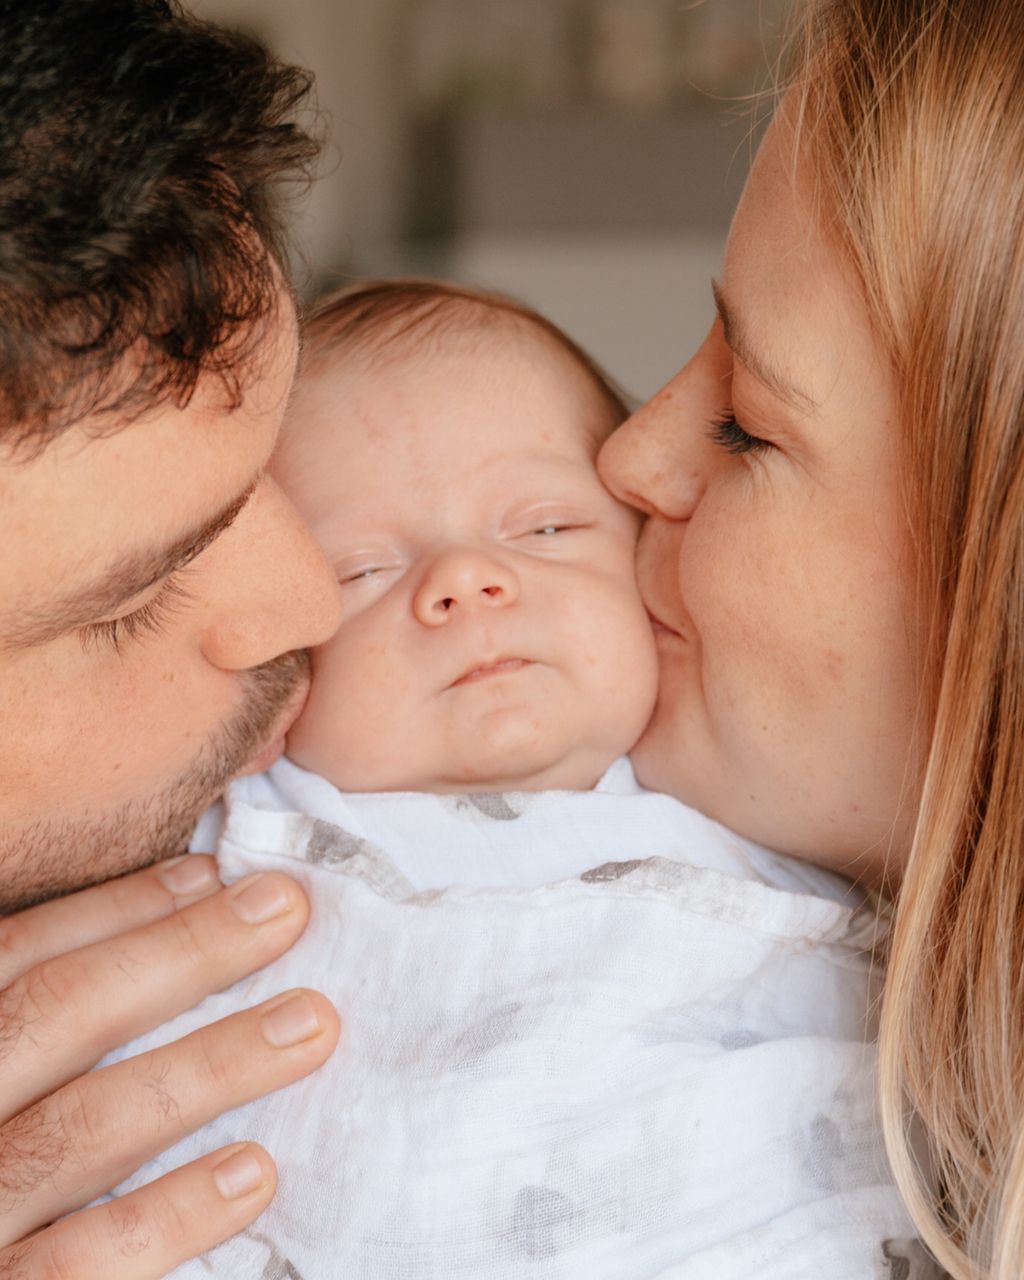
left=598, top=338, right=722, bottom=522
left=412, top=550, right=520, bottom=626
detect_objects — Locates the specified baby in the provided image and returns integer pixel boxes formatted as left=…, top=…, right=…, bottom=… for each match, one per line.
left=273, top=278, right=659, bottom=808
left=110, top=281, right=931, bottom=1279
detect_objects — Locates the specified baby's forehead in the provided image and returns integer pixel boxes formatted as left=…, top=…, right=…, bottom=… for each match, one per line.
left=302, top=306, right=557, bottom=380
left=292, top=311, right=620, bottom=453
left=274, top=323, right=618, bottom=533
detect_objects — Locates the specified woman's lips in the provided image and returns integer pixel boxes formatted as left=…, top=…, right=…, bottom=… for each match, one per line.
left=450, top=657, right=532, bottom=688
left=645, top=607, right=681, bottom=639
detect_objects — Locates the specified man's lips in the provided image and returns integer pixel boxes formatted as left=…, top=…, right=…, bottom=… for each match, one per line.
left=238, top=681, right=311, bottom=775
left=242, top=733, right=288, bottom=775
left=448, top=657, right=533, bottom=688
left=277, top=678, right=312, bottom=738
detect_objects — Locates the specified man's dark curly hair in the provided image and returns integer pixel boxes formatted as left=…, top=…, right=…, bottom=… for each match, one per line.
left=0, top=0, right=320, bottom=452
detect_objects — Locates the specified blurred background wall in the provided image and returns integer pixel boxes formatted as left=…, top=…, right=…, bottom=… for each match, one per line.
left=192, top=0, right=786, bottom=400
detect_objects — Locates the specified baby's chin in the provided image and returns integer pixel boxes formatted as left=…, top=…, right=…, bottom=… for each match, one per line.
left=283, top=734, right=622, bottom=795
left=420, top=748, right=615, bottom=794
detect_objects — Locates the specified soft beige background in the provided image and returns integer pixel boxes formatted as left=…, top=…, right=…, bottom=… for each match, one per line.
left=193, top=0, right=783, bottom=399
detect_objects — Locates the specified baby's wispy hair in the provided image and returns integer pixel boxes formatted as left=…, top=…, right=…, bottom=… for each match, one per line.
left=301, top=277, right=631, bottom=443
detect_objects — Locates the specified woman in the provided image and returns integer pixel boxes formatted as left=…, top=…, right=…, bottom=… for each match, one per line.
left=600, top=1, right=1024, bottom=1276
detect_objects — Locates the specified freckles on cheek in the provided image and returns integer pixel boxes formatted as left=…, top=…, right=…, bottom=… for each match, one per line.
left=689, top=542, right=840, bottom=718
left=314, top=638, right=410, bottom=724
left=822, top=647, right=846, bottom=685
left=559, top=611, right=603, bottom=670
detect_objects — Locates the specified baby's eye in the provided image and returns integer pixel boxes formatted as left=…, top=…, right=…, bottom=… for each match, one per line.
left=527, top=521, right=588, bottom=537
left=507, top=510, right=591, bottom=541
left=338, top=566, right=385, bottom=584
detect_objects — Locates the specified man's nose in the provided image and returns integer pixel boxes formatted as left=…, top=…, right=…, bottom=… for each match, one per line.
left=412, top=549, right=520, bottom=626
left=200, top=480, right=343, bottom=671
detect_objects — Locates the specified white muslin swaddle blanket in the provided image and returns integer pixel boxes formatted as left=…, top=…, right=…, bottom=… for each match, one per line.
left=106, top=758, right=935, bottom=1279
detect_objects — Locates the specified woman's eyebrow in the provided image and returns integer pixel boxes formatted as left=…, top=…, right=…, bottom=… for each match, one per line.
left=711, top=279, right=816, bottom=413
left=0, top=478, right=260, bottom=651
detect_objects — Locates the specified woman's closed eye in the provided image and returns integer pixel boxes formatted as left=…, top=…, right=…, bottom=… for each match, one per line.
left=707, top=411, right=774, bottom=457
left=80, top=571, right=195, bottom=656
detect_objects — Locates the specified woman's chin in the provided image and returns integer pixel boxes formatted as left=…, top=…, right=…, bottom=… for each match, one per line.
left=629, top=712, right=687, bottom=801
left=628, top=660, right=702, bottom=795
left=628, top=689, right=733, bottom=833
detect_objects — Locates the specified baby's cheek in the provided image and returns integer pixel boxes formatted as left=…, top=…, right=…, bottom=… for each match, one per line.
left=289, top=634, right=421, bottom=787
left=286, top=639, right=358, bottom=773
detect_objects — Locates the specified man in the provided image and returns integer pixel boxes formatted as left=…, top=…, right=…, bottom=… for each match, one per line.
left=0, top=1, right=344, bottom=1273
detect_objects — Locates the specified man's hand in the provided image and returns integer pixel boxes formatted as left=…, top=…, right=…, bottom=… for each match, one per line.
left=0, top=855, right=340, bottom=1278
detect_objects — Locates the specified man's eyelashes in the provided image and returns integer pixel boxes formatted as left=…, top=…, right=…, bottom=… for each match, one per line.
left=80, top=572, right=195, bottom=655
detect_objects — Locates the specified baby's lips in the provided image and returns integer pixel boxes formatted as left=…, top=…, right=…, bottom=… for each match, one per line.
left=447, top=656, right=534, bottom=689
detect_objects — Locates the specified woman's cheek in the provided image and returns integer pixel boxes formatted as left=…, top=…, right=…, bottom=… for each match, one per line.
left=685, top=517, right=821, bottom=715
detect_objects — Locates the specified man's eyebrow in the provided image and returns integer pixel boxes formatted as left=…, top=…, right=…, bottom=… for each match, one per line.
left=1, top=478, right=260, bottom=651
left=711, top=279, right=816, bottom=413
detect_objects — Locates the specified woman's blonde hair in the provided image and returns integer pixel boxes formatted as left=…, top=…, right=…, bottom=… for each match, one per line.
left=789, top=1, right=1024, bottom=1275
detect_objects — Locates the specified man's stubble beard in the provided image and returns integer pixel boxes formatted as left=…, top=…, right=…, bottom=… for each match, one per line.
left=0, top=649, right=310, bottom=914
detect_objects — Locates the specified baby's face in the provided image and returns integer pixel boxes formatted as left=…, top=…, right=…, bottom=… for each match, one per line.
left=273, top=324, right=658, bottom=793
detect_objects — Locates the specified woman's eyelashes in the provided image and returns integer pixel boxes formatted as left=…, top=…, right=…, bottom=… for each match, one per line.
left=707, top=411, right=773, bottom=457
left=80, top=572, right=195, bottom=655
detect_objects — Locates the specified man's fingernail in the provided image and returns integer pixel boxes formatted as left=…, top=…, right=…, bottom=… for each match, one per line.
left=229, top=874, right=292, bottom=924
left=158, top=855, right=219, bottom=897
left=261, top=994, right=322, bottom=1047
left=213, top=1148, right=266, bottom=1199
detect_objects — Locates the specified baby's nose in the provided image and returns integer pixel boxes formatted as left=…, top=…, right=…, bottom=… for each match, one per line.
left=412, top=551, right=520, bottom=626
